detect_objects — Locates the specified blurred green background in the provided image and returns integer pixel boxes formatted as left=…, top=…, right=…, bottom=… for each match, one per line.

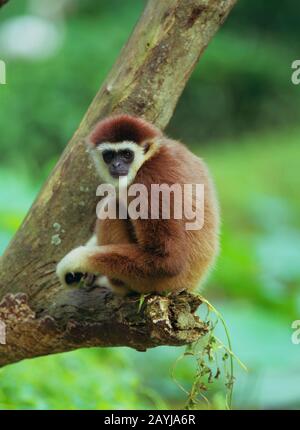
left=1, top=0, right=300, bottom=410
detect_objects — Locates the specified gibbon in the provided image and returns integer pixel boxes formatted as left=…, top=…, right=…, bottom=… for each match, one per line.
left=56, top=114, right=219, bottom=295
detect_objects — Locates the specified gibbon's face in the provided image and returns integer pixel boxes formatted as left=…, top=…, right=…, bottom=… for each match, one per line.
left=91, top=141, right=147, bottom=187
left=89, top=114, right=163, bottom=187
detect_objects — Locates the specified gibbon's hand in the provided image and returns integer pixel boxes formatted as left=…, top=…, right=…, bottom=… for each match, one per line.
left=56, top=246, right=98, bottom=288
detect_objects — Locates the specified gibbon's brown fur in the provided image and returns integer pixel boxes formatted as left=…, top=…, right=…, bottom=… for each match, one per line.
left=57, top=115, right=220, bottom=295
left=90, top=114, right=162, bottom=146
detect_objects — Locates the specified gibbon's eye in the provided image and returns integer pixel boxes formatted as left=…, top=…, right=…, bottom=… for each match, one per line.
left=102, top=150, right=115, bottom=164
left=119, top=149, right=134, bottom=163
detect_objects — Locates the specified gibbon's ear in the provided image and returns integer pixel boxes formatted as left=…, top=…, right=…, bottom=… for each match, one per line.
left=140, top=138, right=162, bottom=164
left=89, top=114, right=162, bottom=146
left=142, top=141, right=151, bottom=154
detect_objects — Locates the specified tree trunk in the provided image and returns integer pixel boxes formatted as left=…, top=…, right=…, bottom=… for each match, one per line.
left=0, top=0, right=237, bottom=367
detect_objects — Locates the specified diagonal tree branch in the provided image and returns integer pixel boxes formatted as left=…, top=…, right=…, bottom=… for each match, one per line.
left=0, top=0, right=237, bottom=367
left=0, top=291, right=208, bottom=367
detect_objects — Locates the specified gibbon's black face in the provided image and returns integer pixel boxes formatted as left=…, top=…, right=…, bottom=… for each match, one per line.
left=102, top=148, right=135, bottom=178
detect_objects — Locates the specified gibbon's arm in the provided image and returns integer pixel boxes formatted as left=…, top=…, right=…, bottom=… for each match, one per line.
left=56, top=219, right=187, bottom=287
left=56, top=242, right=185, bottom=287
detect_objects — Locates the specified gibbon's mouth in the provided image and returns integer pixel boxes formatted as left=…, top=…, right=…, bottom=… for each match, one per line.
left=110, top=171, right=128, bottom=178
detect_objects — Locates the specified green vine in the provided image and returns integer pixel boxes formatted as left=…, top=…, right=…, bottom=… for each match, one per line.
left=172, top=296, right=247, bottom=410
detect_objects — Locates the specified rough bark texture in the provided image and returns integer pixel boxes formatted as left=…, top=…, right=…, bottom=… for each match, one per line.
left=0, top=0, right=236, bottom=367
left=0, top=291, right=208, bottom=367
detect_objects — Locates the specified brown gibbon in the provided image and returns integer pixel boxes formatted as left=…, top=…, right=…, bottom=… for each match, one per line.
left=56, top=114, right=220, bottom=295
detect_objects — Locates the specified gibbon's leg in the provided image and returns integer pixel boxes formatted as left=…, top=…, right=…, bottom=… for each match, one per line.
left=87, top=233, right=120, bottom=290
left=80, top=235, right=99, bottom=286
left=56, top=243, right=184, bottom=292
left=57, top=231, right=131, bottom=292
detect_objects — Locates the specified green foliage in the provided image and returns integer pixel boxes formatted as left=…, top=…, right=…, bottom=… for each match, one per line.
left=1, top=0, right=300, bottom=173
left=0, top=349, right=167, bottom=410
left=203, top=129, right=300, bottom=317
left=172, top=299, right=247, bottom=410
left=1, top=0, right=300, bottom=411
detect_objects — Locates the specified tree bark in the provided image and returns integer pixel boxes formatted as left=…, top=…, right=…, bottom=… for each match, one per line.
left=0, top=0, right=236, bottom=367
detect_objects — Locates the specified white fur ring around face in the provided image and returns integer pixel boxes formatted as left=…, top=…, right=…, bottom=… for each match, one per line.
left=56, top=246, right=90, bottom=287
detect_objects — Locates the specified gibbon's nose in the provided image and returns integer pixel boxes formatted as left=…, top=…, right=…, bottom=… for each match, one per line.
left=110, top=160, right=129, bottom=178
left=112, top=161, right=121, bottom=169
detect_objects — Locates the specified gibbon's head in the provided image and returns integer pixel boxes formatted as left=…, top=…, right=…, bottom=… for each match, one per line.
left=88, top=114, right=162, bottom=187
